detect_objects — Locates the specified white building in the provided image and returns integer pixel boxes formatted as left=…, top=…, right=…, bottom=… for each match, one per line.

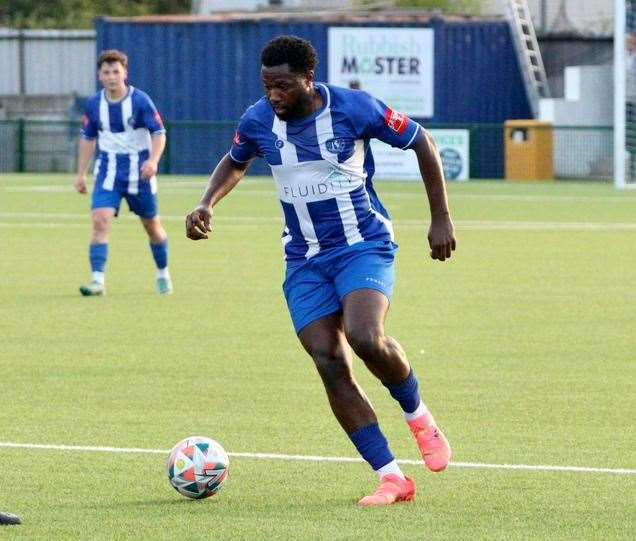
left=481, top=0, right=613, bottom=36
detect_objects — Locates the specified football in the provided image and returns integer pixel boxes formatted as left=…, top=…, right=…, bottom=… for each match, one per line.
left=167, top=436, right=229, bottom=499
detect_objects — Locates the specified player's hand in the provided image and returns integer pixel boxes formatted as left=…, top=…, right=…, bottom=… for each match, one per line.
left=74, top=176, right=87, bottom=194
left=140, top=159, right=158, bottom=179
left=185, top=205, right=213, bottom=240
left=428, top=213, right=456, bottom=261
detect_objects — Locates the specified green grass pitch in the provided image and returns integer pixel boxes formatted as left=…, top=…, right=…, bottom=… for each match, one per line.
left=0, top=174, right=635, bottom=540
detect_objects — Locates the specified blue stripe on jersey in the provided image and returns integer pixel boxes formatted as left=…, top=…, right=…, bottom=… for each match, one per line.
left=115, top=154, right=130, bottom=185
left=139, top=149, right=149, bottom=165
left=350, top=185, right=391, bottom=241
left=329, top=109, right=357, bottom=163
left=108, top=102, right=125, bottom=133
left=287, top=120, right=319, bottom=163
left=307, top=198, right=347, bottom=250
left=281, top=201, right=309, bottom=258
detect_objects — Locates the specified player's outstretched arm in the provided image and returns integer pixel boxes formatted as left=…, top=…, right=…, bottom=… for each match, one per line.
left=185, top=154, right=250, bottom=240
left=412, top=129, right=457, bottom=262
left=74, top=138, right=96, bottom=194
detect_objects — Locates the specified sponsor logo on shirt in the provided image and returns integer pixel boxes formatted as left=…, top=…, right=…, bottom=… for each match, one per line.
left=81, top=114, right=90, bottom=127
left=233, top=131, right=243, bottom=146
left=384, top=108, right=409, bottom=135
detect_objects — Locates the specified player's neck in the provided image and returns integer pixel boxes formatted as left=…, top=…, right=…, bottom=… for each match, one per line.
left=293, top=87, right=323, bottom=120
left=104, top=85, right=129, bottom=102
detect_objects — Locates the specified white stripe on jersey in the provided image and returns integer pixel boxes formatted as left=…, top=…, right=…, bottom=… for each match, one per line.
left=337, top=195, right=364, bottom=245
left=128, top=153, right=139, bottom=194
left=103, top=152, right=117, bottom=190
left=99, top=91, right=110, bottom=132
left=121, top=94, right=140, bottom=194
left=293, top=202, right=320, bottom=258
left=272, top=116, right=298, bottom=166
left=315, top=86, right=335, bottom=162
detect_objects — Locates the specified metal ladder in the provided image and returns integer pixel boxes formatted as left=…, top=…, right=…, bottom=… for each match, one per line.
left=506, top=0, right=551, bottom=118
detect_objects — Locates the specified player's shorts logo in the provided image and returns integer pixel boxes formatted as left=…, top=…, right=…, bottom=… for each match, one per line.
left=275, top=139, right=285, bottom=149
left=385, top=108, right=409, bottom=135
left=325, top=138, right=345, bottom=154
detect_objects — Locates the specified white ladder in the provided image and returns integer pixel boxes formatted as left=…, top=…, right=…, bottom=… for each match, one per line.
left=506, top=0, right=551, bottom=118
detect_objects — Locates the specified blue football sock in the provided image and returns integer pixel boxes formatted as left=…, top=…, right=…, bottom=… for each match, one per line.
left=89, top=243, right=108, bottom=273
left=384, top=369, right=421, bottom=414
left=349, top=423, right=395, bottom=471
left=150, top=239, right=168, bottom=270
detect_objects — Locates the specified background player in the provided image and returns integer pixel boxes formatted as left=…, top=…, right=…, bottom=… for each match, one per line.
left=185, top=36, right=456, bottom=506
left=75, top=49, right=172, bottom=296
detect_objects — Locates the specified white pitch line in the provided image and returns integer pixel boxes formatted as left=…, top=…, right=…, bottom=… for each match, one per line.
left=0, top=442, right=634, bottom=476
left=1, top=212, right=636, bottom=231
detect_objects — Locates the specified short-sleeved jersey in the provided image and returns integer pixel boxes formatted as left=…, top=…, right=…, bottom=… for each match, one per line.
left=80, top=86, right=165, bottom=195
left=229, top=83, right=421, bottom=261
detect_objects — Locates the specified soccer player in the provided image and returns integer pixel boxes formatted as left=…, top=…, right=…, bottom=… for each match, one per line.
left=186, top=36, right=456, bottom=506
left=0, top=511, right=21, bottom=525
left=74, top=49, right=173, bottom=296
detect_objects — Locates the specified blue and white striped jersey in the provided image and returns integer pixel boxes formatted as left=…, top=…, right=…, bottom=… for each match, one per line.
left=80, top=86, right=166, bottom=195
left=229, top=83, right=421, bottom=261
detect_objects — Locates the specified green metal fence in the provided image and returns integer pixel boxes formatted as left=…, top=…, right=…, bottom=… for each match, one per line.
left=0, top=120, right=614, bottom=180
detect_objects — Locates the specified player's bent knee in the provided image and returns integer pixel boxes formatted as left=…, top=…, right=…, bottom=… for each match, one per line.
left=312, top=353, right=353, bottom=390
left=345, top=328, right=383, bottom=360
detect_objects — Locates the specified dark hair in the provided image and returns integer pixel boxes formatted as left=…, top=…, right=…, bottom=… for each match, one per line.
left=97, top=49, right=128, bottom=70
left=261, top=36, right=318, bottom=73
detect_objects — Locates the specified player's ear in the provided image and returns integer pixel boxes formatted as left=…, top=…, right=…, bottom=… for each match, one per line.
left=305, top=70, right=315, bottom=85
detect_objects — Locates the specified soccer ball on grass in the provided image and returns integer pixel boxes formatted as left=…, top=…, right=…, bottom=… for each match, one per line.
left=167, top=436, right=229, bottom=499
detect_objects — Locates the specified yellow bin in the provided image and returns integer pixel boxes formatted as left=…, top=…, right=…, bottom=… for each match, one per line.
left=505, top=120, right=554, bottom=181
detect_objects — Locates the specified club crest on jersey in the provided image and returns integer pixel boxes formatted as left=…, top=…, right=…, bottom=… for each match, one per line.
left=384, top=108, right=409, bottom=135
left=325, top=137, right=346, bottom=154
left=275, top=139, right=285, bottom=149
left=126, top=116, right=135, bottom=127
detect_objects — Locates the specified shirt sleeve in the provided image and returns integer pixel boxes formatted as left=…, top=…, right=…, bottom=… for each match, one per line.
left=140, top=94, right=166, bottom=135
left=228, top=113, right=260, bottom=164
left=360, top=93, right=421, bottom=150
left=79, top=109, right=98, bottom=140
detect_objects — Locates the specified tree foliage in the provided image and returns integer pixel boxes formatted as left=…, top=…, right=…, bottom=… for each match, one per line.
left=0, top=0, right=192, bottom=29
left=357, top=0, right=483, bottom=15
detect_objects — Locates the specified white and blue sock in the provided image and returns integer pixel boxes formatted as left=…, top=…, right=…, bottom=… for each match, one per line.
left=89, top=243, right=108, bottom=284
left=384, top=369, right=429, bottom=420
left=349, top=423, right=405, bottom=480
left=150, top=240, right=169, bottom=278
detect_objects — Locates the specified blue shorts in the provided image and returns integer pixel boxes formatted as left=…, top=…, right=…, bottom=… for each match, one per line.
left=91, top=185, right=158, bottom=219
left=283, top=240, right=398, bottom=334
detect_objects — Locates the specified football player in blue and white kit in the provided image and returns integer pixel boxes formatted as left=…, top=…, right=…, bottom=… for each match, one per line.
left=186, top=36, right=456, bottom=506
left=75, top=49, right=172, bottom=296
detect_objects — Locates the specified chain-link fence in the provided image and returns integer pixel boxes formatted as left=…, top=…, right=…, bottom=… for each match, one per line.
left=0, top=119, right=613, bottom=180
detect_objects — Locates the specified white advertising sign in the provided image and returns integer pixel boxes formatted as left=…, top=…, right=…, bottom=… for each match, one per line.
left=370, top=129, right=470, bottom=181
left=328, top=27, right=434, bottom=118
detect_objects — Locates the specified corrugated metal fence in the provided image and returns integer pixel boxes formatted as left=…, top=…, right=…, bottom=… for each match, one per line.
left=0, top=29, right=95, bottom=95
